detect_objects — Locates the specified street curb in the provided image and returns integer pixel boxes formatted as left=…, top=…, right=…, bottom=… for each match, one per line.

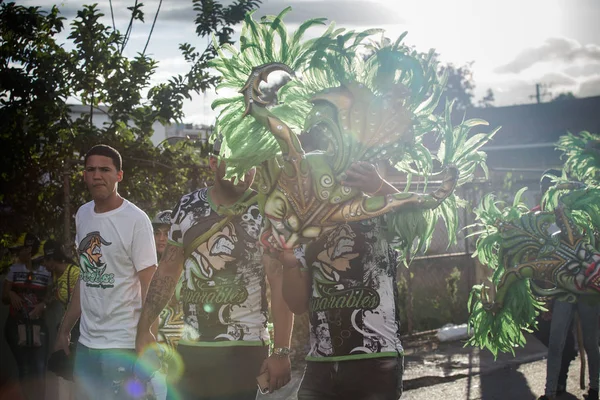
left=403, top=351, right=548, bottom=391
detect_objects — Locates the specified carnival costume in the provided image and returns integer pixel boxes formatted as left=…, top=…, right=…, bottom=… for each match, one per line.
left=208, top=7, right=496, bottom=257
left=467, top=131, right=600, bottom=356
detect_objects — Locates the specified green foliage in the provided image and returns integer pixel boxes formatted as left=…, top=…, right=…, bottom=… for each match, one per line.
left=0, top=1, right=259, bottom=243
left=556, top=131, right=600, bottom=184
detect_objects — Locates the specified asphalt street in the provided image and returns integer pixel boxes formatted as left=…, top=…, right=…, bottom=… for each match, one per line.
left=402, top=357, right=589, bottom=400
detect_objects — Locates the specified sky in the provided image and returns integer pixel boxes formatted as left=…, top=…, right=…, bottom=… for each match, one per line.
left=17, top=0, right=600, bottom=126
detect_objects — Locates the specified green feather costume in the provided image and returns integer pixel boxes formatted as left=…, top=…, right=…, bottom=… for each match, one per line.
left=209, top=7, right=496, bottom=256
left=467, top=131, right=600, bottom=356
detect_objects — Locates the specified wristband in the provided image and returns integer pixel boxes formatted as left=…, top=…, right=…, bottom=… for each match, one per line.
left=271, top=347, right=291, bottom=358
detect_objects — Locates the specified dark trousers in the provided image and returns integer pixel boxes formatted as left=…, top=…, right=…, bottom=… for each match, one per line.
left=533, top=312, right=577, bottom=388
left=169, top=345, right=269, bottom=400
left=4, top=316, right=49, bottom=400
left=298, top=355, right=404, bottom=400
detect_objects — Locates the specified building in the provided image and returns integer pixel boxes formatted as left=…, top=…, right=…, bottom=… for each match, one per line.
left=67, top=105, right=214, bottom=147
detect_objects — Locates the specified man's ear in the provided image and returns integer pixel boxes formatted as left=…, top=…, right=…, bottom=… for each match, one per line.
left=117, top=170, right=124, bottom=182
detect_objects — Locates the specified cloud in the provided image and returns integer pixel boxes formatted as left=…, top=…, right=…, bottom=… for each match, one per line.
left=578, top=76, right=600, bottom=98
left=563, top=63, right=600, bottom=78
left=536, top=72, right=577, bottom=87
left=159, top=0, right=404, bottom=26
left=495, top=37, right=600, bottom=74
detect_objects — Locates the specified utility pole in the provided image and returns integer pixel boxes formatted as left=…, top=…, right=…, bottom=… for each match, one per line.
left=529, top=83, right=551, bottom=104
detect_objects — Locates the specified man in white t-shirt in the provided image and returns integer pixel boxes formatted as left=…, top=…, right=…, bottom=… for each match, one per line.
left=55, top=144, right=158, bottom=400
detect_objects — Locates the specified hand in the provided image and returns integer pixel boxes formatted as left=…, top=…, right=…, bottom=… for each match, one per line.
left=341, top=162, right=384, bottom=194
left=135, top=328, right=157, bottom=356
left=28, top=302, right=46, bottom=319
left=8, top=291, right=24, bottom=310
left=277, top=250, right=299, bottom=269
left=54, top=330, right=72, bottom=355
left=259, top=354, right=291, bottom=393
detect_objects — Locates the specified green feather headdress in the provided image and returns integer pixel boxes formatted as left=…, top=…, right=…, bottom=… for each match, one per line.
left=209, top=7, right=497, bottom=257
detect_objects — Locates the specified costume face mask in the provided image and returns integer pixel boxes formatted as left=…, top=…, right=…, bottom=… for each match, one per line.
left=244, top=64, right=459, bottom=251
left=485, top=206, right=600, bottom=311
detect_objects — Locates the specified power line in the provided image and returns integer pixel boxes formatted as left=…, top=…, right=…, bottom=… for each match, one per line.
left=529, top=83, right=552, bottom=104
left=109, top=0, right=116, bottom=31
left=121, top=0, right=138, bottom=54
left=142, top=0, right=163, bottom=55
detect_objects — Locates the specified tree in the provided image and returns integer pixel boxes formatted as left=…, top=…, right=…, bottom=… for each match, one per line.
left=0, top=1, right=261, bottom=245
left=478, top=88, right=495, bottom=108
left=552, top=91, right=576, bottom=102
left=436, top=62, right=475, bottom=113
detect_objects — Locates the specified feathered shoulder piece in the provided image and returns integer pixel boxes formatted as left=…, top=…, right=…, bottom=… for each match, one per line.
left=557, top=131, right=600, bottom=184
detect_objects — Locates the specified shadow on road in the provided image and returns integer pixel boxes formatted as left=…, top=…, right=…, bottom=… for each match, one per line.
left=480, top=366, right=536, bottom=399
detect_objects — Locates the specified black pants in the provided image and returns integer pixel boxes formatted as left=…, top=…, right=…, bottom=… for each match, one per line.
left=533, top=313, right=577, bottom=388
left=298, top=355, right=404, bottom=400
left=4, top=316, right=49, bottom=399
left=169, top=345, right=269, bottom=400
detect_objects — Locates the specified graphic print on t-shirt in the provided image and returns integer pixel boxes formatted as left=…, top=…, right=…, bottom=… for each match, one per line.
left=78, top=231, right=115, bottom=288
left=306, top=219, right=401, bottom=360
left=171, top=188, right=268, bottom=344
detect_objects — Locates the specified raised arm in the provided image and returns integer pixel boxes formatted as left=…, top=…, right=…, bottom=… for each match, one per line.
left=135, top=244, right=184, bottom=354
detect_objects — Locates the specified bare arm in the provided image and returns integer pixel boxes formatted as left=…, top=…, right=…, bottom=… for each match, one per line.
left=280, top=250, right=311, bottom=315
left=58, top=278, right=82, bottom=335
left=265, top=255, right=294, bottom=348
left=54, top=277, right=82, bottom=354
left=261, top=254, right=294, bottom=392
left=138, top=265, right=157, bottom=305
left=136, top=244, right=184, bottom=352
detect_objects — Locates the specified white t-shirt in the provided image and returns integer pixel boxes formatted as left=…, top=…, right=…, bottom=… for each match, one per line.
left=75, top=199, right=157, bottom=349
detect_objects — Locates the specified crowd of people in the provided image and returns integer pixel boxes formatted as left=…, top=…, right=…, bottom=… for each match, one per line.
left=1, top=142, right=598, bottom=400
left=1, top=143, right=405, bottom=400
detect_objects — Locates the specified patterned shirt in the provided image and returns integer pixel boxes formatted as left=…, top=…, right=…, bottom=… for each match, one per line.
left=301, top=217, right=403, bottom=361
left=168, top=187, right=269, bottom=346
left=6, top=263, right=51, bottom=319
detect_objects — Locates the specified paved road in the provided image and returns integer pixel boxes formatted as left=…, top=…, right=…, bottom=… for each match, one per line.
left=402, top=357, right=589, bottom=400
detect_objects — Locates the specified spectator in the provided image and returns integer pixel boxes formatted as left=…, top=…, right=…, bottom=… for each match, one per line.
left=55, top=144, right=157, bottom=399
left=150, top=209, right=183, bottom=400
left=2, top=233, right=51, bottom=400
left=44, top=238, right=80, bottom=399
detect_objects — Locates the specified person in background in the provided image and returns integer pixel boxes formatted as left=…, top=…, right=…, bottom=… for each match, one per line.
left=150, top=209, right=184, bottom=400
left=55, top=144, right=158, bottom=400
left=532, top=170, right=578, bottom=399
left=136, top=144, right=294, bottom=400
left=152, top=210, right=172, bottom=259
left=2, top=233, right=52, bottom=400
left=44, top=239, right=80, bottom=399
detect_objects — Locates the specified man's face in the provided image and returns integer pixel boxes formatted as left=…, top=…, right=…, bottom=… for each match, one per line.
left=153, top=225, right=169, bottom=256
left=83, top=155, right=123, bottom=201
left=17, top=246, right=32, bottom=263
left=210, top=157, right=256, bottom=197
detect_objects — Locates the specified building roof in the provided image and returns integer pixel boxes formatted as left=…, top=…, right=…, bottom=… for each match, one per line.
left=464, top=95, right=600, bottom=148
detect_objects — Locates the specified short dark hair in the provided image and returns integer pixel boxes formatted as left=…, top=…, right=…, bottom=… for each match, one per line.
left=43, top=239, right=71, bottom=263
left=84, top=145, right=122, bottom=171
